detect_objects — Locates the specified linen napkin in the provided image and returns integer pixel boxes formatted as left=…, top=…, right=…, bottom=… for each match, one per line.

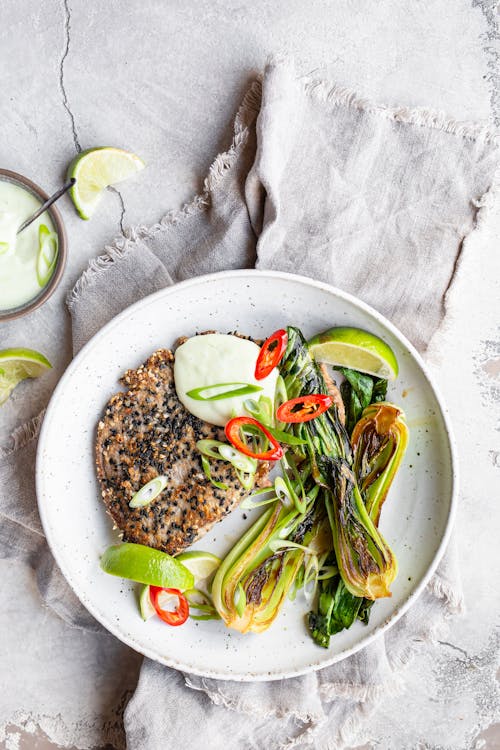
left=2, top=58, right=499, bottom=749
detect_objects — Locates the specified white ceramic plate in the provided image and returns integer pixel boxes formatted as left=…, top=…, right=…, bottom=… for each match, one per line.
left=36, top=270, right=457, bottom=681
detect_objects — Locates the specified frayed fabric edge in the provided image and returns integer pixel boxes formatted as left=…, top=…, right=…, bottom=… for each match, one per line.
left=427, top=574, right=465, bottom=614
left=302, top=77, right=499, bottom=143
left=66, top=79, right=262, bottom=311
left=183, top=674, right=323, bottom=726
left=0, top=409, right=45, bottom=459
left=184, top=674, right=327, bottom=750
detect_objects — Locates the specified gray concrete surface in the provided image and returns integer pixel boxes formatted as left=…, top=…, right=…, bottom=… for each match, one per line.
left=1, top=1, right=499, bottom=748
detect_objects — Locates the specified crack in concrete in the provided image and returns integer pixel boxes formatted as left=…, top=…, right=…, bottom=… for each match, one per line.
left=472, top=0, right=500, bottom=126
left=108, top=186, right=126, bottom=233
left=59, top=0, right=81, bottom=152
left=438, top=640, right=470, bottom=659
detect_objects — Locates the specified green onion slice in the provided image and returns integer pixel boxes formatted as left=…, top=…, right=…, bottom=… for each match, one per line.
left=201, top=455, right=229, bottom=491
left=268, top=539, right=316, bottom=555
left=187, top=382, right=263, bottom=401
left=240, top=487, right=277, bottom=510
left=36, top=224, right=58, bottom=288
left=129, top=475, right=167, bottom=508
left=197, top=439, right=227, bottom=460
left=303, top=554, right=319, bottom=603
left=218, top=444, right=257, bottom=474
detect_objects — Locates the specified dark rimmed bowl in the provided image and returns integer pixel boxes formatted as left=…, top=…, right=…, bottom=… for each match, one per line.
left=0, top=169, right=67, bottom=322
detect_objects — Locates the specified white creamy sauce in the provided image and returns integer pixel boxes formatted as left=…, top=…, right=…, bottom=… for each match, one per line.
left=0, top=180, right=57, bottom=311
left=174, top=333, right=278, bottom=426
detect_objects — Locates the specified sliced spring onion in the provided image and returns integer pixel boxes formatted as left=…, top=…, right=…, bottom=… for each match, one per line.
left=317, top=565, right=338, bottom=581
left=234, top=582, right=246, bottom=617
left=187, top=382, right=263, bottom=401
left=268, top=539, right=316, bottom=555
left=197, top=439, right=227, bottom=460
left=244, top=395, right=275, bottom=428
left=235, top=469, right=256, bottom=491
left=36, top=224, right=58, bottom=287
left=201, top=455, right=229, bottom=491
left=184, top=588, right=218, bottom=614
left=274, top=476, right=295, bottom=509
left=129, top=475, right=168, bottom=508
left=265, top=426, right=307, bottom=446
left=240, top=487, right=278, bottom=510
left=303, top=555, right=319, bottom=604
left=218, top=444, right=257, bottom=474
left=274, top=375, right=288, bottom=430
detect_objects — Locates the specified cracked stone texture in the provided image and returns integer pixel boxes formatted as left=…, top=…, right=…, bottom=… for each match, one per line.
left=0, top=0, right=499, bottom=748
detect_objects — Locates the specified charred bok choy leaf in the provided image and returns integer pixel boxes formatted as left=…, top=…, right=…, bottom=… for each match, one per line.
left=320, top=455, right=397, bottom=599
left=308, top=402, right=408, bottom=647
left=211, top=481, right=328, bottom=633
left=339, top=367, right=387, bottom=436
left=351, top=402, right=409, bottom=525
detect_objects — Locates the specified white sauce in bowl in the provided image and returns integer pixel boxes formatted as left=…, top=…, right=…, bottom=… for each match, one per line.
left=0, top=180, right=57, bottom=311
left=174, top=333, right=278, bottom=426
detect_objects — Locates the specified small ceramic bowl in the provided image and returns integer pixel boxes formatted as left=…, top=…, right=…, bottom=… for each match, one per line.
left=0, top=168, right=67, bottom=322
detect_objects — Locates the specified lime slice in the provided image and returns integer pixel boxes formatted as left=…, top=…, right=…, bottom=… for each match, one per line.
left=308, top=327, right=399, bottom=380
left=0, top=347, right=52, bottom=406
left=67, top=147, right=145, bottom=220
left=139, top=584, right=155, bottom=621
left=176, top=551, right=221, bottom=585
left=100, top=543, right=194, bottom=590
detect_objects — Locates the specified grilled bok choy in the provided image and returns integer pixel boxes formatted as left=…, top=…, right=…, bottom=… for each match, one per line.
left=351, top=402, right=409, bottom=525
left=211, top=481, right=328, bottom=633
left=308, top=402, right=409, bottom=647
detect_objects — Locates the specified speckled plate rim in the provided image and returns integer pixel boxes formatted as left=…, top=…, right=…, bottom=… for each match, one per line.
left=36, top=269, right=458, bottom=681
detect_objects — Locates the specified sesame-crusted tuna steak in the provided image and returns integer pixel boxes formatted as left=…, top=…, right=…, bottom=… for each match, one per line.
left=96, top=349, right=270, bottom=554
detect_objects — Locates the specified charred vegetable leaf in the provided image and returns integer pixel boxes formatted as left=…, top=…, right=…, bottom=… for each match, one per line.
left=351, top=402, right=409, bottom=525
left=339, top=367, right=387, bottom=435
left=320, top=456, right=397, bottom=600
left=309, top=403, right=409, bottom=644
left=211, top=491, right=327, bottom=633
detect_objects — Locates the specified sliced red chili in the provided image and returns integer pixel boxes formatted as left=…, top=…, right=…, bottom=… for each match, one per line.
left=255, top=329, right=288, bottom=380
left=276, top=394, right=333, bottom=423
left=225, top=416, right=284, bottom=461
left=150, top=587, right=189, bottom=626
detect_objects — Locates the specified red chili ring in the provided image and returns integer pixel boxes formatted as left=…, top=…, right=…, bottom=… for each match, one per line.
left=276, top=394, right=333, bottom=423
left=225, top=416, right=284, bottom=461
left=150, top=587, right=189, bottom=626
left=255, top=329, right=288, bottom=380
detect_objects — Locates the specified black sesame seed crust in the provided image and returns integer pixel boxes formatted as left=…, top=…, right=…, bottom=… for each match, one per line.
left=95, top=349, right=270, bottom=555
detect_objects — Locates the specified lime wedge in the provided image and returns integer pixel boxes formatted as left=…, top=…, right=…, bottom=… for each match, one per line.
left=0, top=347, right=52, bottom=406
left=308, top=327, right=399, bottom=380
left=139, top=585, right=155, bottom=621
left=67, top=147, right=145, bottom=220
left=100, top=543, right=194, bottom=590
left=176, top=551, right=221, bottom=585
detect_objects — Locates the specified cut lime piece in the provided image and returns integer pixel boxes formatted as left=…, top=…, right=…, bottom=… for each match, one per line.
left=67, top=147, right=145, bottom=220
left=100, top=543, right=194, bottom=590
left=0, top=347, right=52, bottom=406
left=139, top=584, right=155, bottom=621
left=176, top=551, right=221, bottom=586
left=308, top=327, right=399, bottom=380
left=36, top=224, right=58, bottom=287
